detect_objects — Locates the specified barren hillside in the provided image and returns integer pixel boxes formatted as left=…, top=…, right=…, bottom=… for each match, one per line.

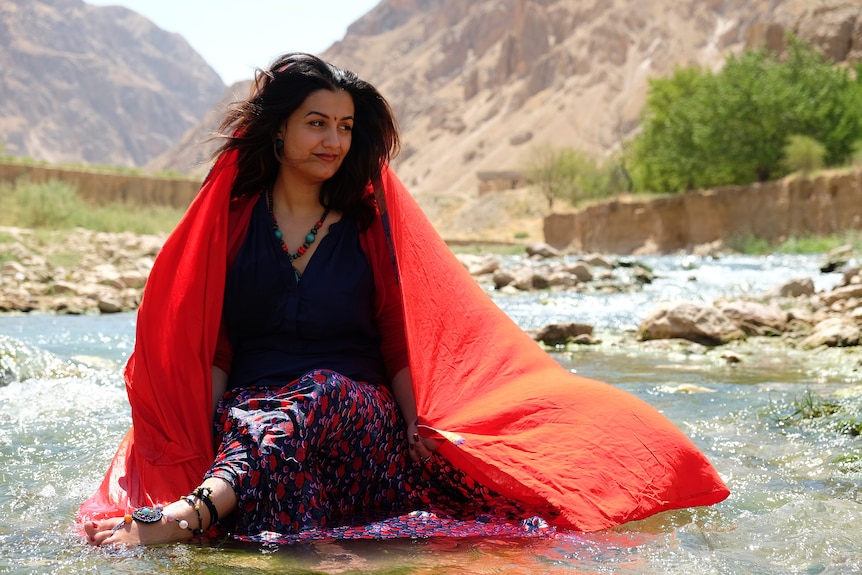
left=0, top=0, right=225, bottom=167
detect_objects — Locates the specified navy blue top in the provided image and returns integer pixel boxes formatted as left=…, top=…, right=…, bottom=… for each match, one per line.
left=223, top=193, right=386, bottom=389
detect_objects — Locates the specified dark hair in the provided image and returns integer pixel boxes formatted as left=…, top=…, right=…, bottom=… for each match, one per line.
left=214, top=52, right=399, bottom=228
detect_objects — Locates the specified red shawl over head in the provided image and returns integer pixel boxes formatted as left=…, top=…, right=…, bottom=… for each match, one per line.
left=79, top=153, right=728, bottom=531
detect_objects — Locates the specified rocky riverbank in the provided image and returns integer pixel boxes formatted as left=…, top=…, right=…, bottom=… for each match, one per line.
left=1, top=226, right=861, bottom=368
left=0, top=226, right=164, bottom=314
left=458, top=242, right=862, bottom=363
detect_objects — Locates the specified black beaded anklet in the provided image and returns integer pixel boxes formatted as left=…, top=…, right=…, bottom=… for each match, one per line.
left=192, top=486, right=219, bottom=530
left=181, top=494, right=204, bottom=537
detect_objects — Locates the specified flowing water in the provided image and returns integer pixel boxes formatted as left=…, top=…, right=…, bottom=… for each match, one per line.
left=1, top=254, right=861, bottom=574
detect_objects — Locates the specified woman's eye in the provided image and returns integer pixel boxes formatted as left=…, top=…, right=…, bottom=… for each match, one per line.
left=339, top=124, right=353, bottom=132
left=310, top=120, right=325, bottom=127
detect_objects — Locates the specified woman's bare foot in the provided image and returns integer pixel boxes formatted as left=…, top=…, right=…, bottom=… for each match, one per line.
left=84, top=478, right=236, bottom=547
left=84, top=501, right=196, bottom=546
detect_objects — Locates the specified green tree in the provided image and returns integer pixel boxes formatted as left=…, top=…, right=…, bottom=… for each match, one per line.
left=630, top=37, right=862, bottom=193
left=525, top=146, right=614, bottom=209
left=525, top=146, right=570, bottom=209
left=629, top=66, right=708, bottom=192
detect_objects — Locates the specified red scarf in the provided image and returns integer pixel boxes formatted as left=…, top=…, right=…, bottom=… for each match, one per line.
left=79, top=153, right=728, bottom=531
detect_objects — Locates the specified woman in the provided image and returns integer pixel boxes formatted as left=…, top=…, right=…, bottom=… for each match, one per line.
left=84, top=52, right=520, bottom=546
left=82, top=53, right=729, bottom=546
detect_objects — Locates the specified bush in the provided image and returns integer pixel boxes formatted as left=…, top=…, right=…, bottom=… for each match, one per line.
left=727, top=231, right=861, bottom=255
left=0, top=178, right=184, bottom=234
left=0, top=179, right=84, bottom=228
left=726, top=234, right=772, bottom=254
left=850, top=140, right=862, bottom=167
left=524, top=146, right=620, bottom=209
left=783, top=135, right=826, bottom=174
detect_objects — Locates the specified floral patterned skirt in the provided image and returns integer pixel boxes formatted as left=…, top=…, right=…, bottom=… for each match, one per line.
left=205, top=369, right=531, bottom=538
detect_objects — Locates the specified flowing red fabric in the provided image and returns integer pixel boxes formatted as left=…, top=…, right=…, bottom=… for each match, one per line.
left=78, top=152, right=234, bottom=520
left=79, top=156, right=729, bottom=531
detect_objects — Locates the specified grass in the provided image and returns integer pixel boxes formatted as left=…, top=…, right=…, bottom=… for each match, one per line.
left=0, top=178, right=184, bottom=235
left=728, top=230, right=862, bottom=255
left=767, top=388, right=862, bottom=437
left=447, top=242, right=526, bottom=255
left=1, top=154, right=195, bottom=180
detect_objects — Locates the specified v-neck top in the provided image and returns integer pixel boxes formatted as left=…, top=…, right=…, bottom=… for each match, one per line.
left=223, top=193, right=385, bottom=389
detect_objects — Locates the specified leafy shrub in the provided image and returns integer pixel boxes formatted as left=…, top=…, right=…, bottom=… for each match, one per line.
left=726, top=234, right=772, bottom=254
left=851, top=140, right=862, bottom=167
left=783, top=135, right=826, bottom=174
left=0, top=178, right=183, bottom=234
left=524, top=146, right=620, bottom=209
left=1, top=179, right=83, bottom=228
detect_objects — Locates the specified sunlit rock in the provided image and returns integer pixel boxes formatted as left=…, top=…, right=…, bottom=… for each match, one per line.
left=763, top=277, right=815, bottom=298
left=530, top=323, right=594, bottom=346
left=638, top=301, right=746, bottom=346
left=801, top=318, right=861, bottom=349
left=526, top=242, right=561, bottom=259
left=718, top=301, right=790, bottom=336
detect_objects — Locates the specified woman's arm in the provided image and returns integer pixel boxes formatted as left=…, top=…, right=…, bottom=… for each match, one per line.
left=391, top=366, right=438, bottom=462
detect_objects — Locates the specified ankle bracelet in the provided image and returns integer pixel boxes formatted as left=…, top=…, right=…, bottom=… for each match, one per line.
left=181, top=495, right=204, bottom=537
left=164, top=512, right=190, bottom=532
left=192, top=486, right=219, bottom=530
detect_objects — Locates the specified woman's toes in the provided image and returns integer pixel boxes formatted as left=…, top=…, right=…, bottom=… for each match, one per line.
left=83, top=517, right=126, bottom=546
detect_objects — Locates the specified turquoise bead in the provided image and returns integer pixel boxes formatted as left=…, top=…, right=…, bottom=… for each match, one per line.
left=305, top=232, right=316, bottom=243
left=274, top=229, right=283, bottom=240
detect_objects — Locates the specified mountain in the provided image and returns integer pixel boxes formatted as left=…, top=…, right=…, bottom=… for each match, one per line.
left=0, top=0, right=225, bottom=167
left=145, top=79, right=252, bottom=174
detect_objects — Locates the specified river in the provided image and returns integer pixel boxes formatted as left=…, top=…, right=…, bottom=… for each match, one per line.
left=1, top=254, right=860, bottom=574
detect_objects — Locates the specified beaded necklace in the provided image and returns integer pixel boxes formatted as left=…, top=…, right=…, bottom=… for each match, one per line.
left=266, top=186, right=330, bottom=278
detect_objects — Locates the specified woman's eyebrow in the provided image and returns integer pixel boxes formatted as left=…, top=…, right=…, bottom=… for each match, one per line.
left=304, top=110, right=354, bottom=121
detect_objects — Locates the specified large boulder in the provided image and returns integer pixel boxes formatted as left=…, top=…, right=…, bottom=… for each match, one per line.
left=718, top=301, right=790, bottom=336
left=820, top=284, right=862, bottom=307
left=763, top=277, right=815, bottom=298
left=801, top=317, right=861, bottom=349
left=532, top=323, right=594, bottom=346
left=638, top=301, right=746, bottom=345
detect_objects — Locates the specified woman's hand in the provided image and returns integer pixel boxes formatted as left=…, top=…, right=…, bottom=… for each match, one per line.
left=407, top=418, right=439, bottom=463
left=390, top=367, right=439, bottom=463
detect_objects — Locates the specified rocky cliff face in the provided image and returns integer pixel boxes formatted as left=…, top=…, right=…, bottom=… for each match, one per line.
left=748, top=0, right=862, bottom=62
left=145, top=79, right=253, bottom=174
left=0, top=0, right=225, bottom=167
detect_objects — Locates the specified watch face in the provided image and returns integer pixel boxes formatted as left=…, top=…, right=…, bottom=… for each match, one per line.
left=131, top=506, right=164, bottom=524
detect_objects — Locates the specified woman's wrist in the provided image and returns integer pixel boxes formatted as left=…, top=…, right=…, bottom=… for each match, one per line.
left=161, top=500, right=202, bottom=539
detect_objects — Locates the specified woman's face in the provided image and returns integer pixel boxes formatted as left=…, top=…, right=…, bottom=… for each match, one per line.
left=278, top=89, right=354, bottom=185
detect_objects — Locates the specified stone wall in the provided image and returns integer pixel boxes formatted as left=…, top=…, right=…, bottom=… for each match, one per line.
left=0, top=162, right=201, bottom=208
left=544, top=170, right=862, bottom=254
